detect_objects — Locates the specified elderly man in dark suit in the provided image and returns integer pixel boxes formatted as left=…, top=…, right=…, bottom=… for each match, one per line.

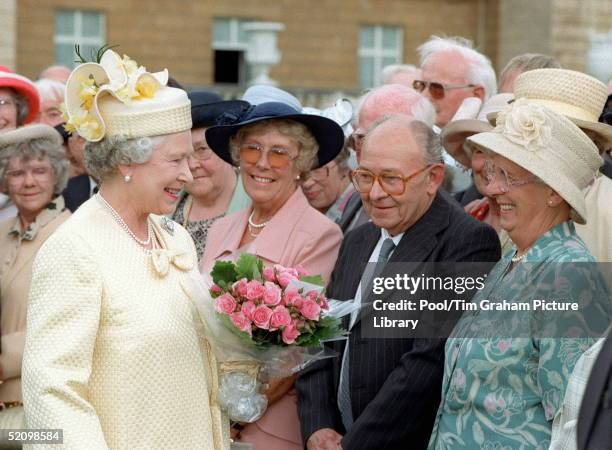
left=296, top=115, right=501, bottom=450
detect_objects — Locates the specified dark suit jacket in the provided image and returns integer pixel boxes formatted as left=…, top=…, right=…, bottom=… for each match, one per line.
left=296, top=190, right=501, bottom=450
left=578, top=330, right=612, bottom=450
left=454, top=182, right=482, bottom=207
left=62, top=174, right=92, bottom=213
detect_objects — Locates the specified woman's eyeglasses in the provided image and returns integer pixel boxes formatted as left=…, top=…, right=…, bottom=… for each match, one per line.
left=239, top=143, right=297, bottom=169
left=412, top=80, right=475, bottom=100
left=350, top=165, right=432, bottom=196
left=483, top=160, right=541, bottom=193
left=300, top=164, right=333, bottom=183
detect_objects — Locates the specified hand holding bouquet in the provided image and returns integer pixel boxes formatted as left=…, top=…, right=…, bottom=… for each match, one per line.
left=199, top=254, right=345, bottom=422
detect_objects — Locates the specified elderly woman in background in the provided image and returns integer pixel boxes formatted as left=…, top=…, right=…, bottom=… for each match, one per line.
left=428, top=99, right=610, bottom=449
left=22, top=50, right=227, bottom=449
left=0, top=125, right=70, bottom=437
left=301, top=145, right=354, bottom=224
left=0, top=67, right=40, bottom=221
left=441, top=93, right=515, bottom=254
left=202, top=102, right=344, bottom=450
left=172, top=90, right=250, bottom=259
left=34, top=78, right=65, bottom=127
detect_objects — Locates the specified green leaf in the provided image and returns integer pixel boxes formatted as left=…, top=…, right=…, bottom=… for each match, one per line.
left=235, top=253, right=262, bottom=281
left=211, top=261, right=237, bottom=286
left=300, top=275, right=325, bottom=286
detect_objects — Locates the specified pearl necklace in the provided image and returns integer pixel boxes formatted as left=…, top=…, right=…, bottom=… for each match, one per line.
left=96, top=193, right=153, bottom=247
left=248, top=211, right=268, bottom=229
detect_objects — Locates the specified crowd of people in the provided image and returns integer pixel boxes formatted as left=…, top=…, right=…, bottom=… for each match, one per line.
left=0, top=34, right=611, bottom=450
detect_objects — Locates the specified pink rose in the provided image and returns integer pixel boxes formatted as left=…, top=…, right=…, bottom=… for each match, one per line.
left=252, top=305, right=273, bottom=330
left=263, top=282, right=282, bottom=306
left=277, top=273, right=294, bottom=288
left=262, top=267, right=276, bottom=282
left=214, top=293, right=237, bottom=315
left=241, top=300, right=257, bottom=320
left=300, top=299, right=321, bottom=321
left=245, top=280, right=266, bottom=301
left=233, top=278, right=248, bottom=297
left=210, top=284, right=222, bottom=295
left=269, top=305, right=292, bottom=330
left=283, top=286, right=302, bottom=307
left=230, top=311, right=252, bottom=335
left=282, top=323, right=301, bottom=344
left=318, top=293, right=329, bottom=310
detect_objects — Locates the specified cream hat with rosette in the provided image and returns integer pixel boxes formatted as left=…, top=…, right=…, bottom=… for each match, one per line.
left=509, top=69, right=612, bottom=151
left=466, top=98, right=602, bottom=224
left=64, top=50, right=191, bottom=142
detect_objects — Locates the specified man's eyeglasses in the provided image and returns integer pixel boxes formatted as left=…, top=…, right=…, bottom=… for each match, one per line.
left=239, top=143, right=297, bottom=169
left=351, top=166, right=432, bottom=196
left=483, top=160, right=541, bottom=193
left=412, top=80, right=475, bottom=100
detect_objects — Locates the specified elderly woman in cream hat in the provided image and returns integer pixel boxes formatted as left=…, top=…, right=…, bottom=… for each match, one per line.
left=0, top=125, right=70, bottom=441
left=428, top=99, right=611, bottom=449
left=22, top=50, right=228, bottom=449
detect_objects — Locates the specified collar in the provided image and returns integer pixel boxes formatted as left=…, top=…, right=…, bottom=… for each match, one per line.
left=8, top=196, right=66, bottom=241
left=380, top=227, right=404, bottom=247
left=212, top=188, right=310, bottom=264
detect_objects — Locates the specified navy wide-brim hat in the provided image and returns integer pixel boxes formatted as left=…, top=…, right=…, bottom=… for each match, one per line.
left=188, top=90, right=250, bottom=129
left=205, top=102, right=345, bottom=169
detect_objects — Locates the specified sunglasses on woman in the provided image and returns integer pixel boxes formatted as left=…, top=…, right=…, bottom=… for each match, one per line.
left=412, top=80, right=475, bottom=100
left=239, top=143, right=297, bottom=169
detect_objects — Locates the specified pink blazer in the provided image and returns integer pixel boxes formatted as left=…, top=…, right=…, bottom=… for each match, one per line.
left=200, top=188, right=342, bottom=448
left=201, top=188, right=342, bottom=284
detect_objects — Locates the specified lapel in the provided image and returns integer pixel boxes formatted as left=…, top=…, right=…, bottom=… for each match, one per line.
left=2, top=197, right=68, bottom=287
left=209, top=188, right=309, bottom=265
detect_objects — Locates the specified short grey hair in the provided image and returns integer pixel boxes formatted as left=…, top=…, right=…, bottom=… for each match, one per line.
left=381, top=64, right=420, bottom=84
left=228, top=119, right=319, bottom=172
left=366, top=114, right=443, bottom=165
left=332, top=143, right=351, bottom=173
left=498, top=53, right=561, bottom=89
left=418, top=35, right=497, bottom=100
left=84, top=135, right=166, bottom=181
left=0, top=136, right=69, bottom=194
left=35, top=78, right=65, bottom=104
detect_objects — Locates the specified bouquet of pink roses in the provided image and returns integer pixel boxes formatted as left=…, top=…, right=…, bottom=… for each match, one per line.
left=198, top=253, right=345, bottom=422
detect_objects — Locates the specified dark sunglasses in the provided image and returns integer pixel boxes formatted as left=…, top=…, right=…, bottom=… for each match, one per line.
left=413, top=80, right=475, bottom=100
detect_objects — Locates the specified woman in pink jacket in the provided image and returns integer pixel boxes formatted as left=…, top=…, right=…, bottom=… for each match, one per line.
left=201, top=102, right=345, bottom=449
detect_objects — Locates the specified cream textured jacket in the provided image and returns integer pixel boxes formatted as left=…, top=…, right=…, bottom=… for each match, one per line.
left=22, top=198, right=228, bottom=449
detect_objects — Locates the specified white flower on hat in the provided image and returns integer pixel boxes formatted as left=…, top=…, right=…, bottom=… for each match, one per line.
left=494, top=98, right=552, bottom=153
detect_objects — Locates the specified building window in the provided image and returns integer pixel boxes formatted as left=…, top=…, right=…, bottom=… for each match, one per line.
left=358, top=25, right=403, bottom=89
left=54, top=10, right=106, bottom=68
left=213, top=18, right=251, bottom=84
left=587, top=30, right=612, bottom=83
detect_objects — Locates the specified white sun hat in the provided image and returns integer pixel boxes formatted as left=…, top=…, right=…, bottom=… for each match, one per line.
left=64, top=49, right=191, bottom=142
left=466, top=98, right=602, bottom=224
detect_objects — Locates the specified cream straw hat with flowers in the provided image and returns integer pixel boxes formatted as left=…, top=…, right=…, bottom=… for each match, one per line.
left=466, top=98, right=602, bottom=224
left=64, top=49, right=191, bottom=142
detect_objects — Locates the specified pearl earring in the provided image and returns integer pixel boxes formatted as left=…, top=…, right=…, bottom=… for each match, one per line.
left=548, top=200, right=553, bottom=206
left=124, top=174, right=132, bottom=183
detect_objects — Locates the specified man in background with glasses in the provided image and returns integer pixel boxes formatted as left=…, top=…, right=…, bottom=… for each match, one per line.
left=340, top=84, right=436, bottom=233
left=297, top=115, right=500, bottom=450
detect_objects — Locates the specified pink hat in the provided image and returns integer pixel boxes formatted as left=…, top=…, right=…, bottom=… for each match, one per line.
left=0, top=66, right=41, bottom=124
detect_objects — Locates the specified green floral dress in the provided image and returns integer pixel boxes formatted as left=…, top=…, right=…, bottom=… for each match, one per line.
left=428, top=222, right=611, bottom=450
